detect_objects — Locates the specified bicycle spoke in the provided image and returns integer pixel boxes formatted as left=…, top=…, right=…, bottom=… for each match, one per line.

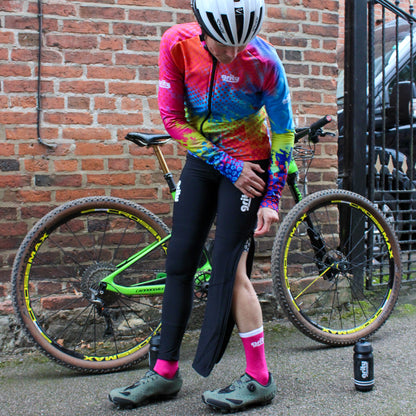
left=12, top=197, right=171, bottom=372
left=273, top=189, right=401, bottom=345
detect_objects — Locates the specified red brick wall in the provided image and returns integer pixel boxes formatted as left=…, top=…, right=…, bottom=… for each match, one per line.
left=0, top=0, right=339, bottom=313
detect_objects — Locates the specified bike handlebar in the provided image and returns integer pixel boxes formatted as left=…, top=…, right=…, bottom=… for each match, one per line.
left=294, top=115, right=333, bottom=143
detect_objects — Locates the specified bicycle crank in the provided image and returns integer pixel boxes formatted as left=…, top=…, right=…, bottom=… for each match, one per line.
left=194, top=270, right=211, bottom=301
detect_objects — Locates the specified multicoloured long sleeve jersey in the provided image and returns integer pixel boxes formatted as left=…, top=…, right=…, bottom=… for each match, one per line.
left=158, top=22, right=294, bottom=211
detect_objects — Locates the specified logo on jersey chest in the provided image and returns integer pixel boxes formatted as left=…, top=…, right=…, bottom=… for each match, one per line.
left=221, top=74, right=240, bottom=84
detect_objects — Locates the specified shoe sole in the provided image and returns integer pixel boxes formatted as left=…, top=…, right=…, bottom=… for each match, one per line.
left=202, top=395, right=274, bottom=414
left=109, top=392, right=179, bottom=410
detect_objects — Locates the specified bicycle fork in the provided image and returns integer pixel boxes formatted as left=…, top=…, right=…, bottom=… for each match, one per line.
left=286, top=164, right=336, bottom=280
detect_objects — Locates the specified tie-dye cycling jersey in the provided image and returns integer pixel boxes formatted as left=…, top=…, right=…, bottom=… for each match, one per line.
left=158, top=22, right=294, bottom=211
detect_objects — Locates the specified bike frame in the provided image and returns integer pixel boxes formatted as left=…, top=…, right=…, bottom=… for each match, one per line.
left=95, top=140, right=212, bottom=297
left=96, top=117, right=333, bottom=298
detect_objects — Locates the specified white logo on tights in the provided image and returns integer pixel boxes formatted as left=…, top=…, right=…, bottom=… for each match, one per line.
left=174, top=180, right=181, bottom=202
left=240, top=195, right=251, bottom=212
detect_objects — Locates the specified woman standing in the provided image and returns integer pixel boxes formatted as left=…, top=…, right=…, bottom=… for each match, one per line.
left=109, top=0, right=294, bottom=412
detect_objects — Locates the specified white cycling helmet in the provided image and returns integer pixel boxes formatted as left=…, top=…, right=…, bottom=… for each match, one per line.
left=191, top=0, right=265, bottom=47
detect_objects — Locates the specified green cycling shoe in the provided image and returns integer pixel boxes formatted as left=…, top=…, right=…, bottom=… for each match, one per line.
left=108, top=370, right=183, bottom=409
left=202, top=373, right=276, bottom=413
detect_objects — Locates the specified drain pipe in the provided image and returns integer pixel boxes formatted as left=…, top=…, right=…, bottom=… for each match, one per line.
left=37, top=0, right=56, bottom=148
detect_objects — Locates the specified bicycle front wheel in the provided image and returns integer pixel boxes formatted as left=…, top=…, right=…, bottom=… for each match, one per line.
left=12, top=196, right=170, bottom=373
left=272, top=189, right=402, bottom=346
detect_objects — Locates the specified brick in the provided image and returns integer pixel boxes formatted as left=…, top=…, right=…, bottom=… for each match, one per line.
left=24, top=158, right=49, bottom=172
left=99, top=37, right=123, bottom=51
left=39, top=65, right=83, bottom=79
left=4, top=80, right=53, bottom=93
left=62, top=20, right=110, bottom=34
left=108, top=158, right=130, bottom=171
left=119, top=0, right=162, bottom=6
left=17, top=190, right=52, bottom=203
left=132, top=158, right=156, bottom=171
left=86, top=66, right=136, bottom=80
left=10, top=96, right=37, bottom=108
left=121, top=98, right=143, bottom=112
left=0, top=221, right=27, bottom=236
left=138, top=67, right=159, bottom=81
left=59, top=81, right=106, bottom=94
left=94, top=97, right=116, bottom=110
left=0, top=63, right=31, bottom=77
left=54, top=159, right=79, bottom=172
left=68, top=96, right=90, bottom=110
left=97, top=112, right=143, bottom=126
left=129, top=9, right=172, bottom=22
left=304, top=50, right=337, bottom=64
left=35, top=174, right=83, bottom=187
left=81, top=159, right=105, bottom=171
left=165, top=0, right=191, bottom=7
left=0, top=207, right=18, bottom=222
left=0, top=159, right=19, bottom=171
left=87, top=173, right=135, bottom=186
left=80, top=6, right=126, bottom=20
left=46, top=34, right=98, bottom=50
left=44, top=112, right=93, bottom=125
left=113, top=23, right=157, bottom=37
left=302, top=24, right=339, bottom=38
left=62, top=127, right=112, bottom=141
left=21, top=205, right=58, bottom=219
left=5, top=15, right=38, bottom=30
left=74, top=142, right=124, bottom=156
left=108, top=82, right=157, bottom=96
left=115, top=53, right=158, bottom=66
left=55, top=189, right=104, bottom=201
left=41, top=2, right=77, bottom=17
left=42, top=97, right=65, bottom=109
left=0, top=112, right=37, bottom=125
left=126, top=39, right=161, bottom=52
left=64, top=51, right=112, bottom=65
left=18, top=143, right=54, bottom=156
left=111, top=187, right=159, bottom=200
left=0, top=1, right=24, bottom=12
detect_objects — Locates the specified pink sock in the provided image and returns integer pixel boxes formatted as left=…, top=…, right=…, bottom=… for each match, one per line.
left=153, top=359, right=179, bottom=379
left=239, top=326, right=269, bottom=386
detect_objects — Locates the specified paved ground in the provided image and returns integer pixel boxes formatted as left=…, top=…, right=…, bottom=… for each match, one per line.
left=1, top=290, right=415, bottom=416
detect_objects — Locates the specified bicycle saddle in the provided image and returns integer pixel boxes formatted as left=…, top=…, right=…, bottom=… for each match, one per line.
left=125, top=132, right=171, bottom=147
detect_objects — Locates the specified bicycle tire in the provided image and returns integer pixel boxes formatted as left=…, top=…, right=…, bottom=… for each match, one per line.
left=12, top=196, right=170, bottom=373
left=271, top=189, right=402, bottom=346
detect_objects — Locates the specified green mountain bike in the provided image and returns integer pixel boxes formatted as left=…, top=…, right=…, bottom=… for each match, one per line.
left=11, top=116, right=402, bottom=373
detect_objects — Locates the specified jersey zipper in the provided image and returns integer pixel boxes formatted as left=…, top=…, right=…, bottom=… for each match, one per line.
left=199, top=55, right=218, bottom=136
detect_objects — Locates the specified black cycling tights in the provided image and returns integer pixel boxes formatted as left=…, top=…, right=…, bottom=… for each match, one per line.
left=158, top=154, right=269, bottom=376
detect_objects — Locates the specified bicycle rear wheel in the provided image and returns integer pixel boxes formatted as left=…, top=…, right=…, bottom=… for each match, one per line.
left=12, top=196, right=169, bottom=373
left=272, top=189, right=402, bottom=346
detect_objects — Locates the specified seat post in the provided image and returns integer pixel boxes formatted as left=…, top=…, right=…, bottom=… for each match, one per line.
left=152, top=145, right=170, bottom=175
left=152, top=145, right=176, bottom=195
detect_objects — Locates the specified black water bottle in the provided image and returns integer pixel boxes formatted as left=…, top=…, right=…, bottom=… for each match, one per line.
left=149, top=334, right=160, bottom=370
left=353, top=340, right=374, bottom=391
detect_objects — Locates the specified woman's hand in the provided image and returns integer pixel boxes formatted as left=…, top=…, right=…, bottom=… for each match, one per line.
left=234, top=162, right=266, bottom=198
left=254, top=207, right=279, bottom=236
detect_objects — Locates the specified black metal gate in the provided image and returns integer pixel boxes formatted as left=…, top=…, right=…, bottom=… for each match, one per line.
left=340, top=0, right=416, bottom=282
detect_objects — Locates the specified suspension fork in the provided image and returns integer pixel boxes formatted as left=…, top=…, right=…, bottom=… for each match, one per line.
left=286, top=160, right=330, bottom=275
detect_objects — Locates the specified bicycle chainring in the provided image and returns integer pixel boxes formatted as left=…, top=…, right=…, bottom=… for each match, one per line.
left=194, top=270, right=211, bottom=301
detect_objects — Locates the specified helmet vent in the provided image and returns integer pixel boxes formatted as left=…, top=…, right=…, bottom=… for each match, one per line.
left=206, top=11, right=227, bottom=43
